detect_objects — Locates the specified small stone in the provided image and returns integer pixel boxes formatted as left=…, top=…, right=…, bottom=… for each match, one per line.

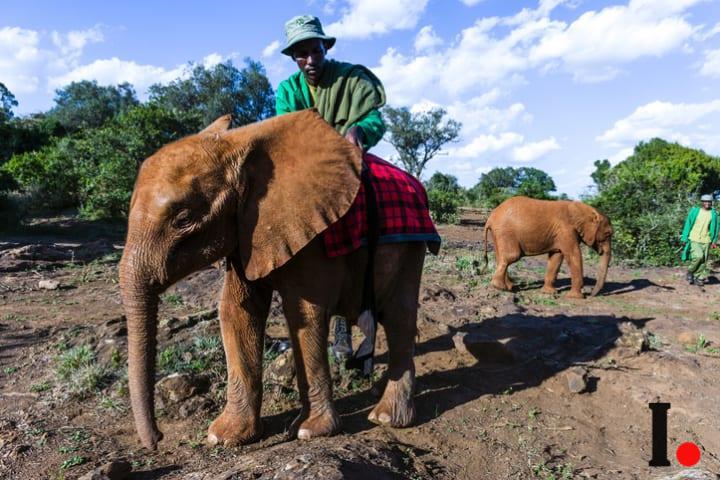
left=655, top=469, right=720, bottom=480
left=566, top=366, right=589, bottom=394
left=263, top=349, right=295, bottom=388
left=156, top=373, right=209, bottom=403
left=452, top=331, right=514, bottom=363
left=614, top=322, right=648, bottom=356
left=178, top=396, right=213, bottom=418
left=38, top=279, right=60, bottom=290
left=78, top=459, right=132, bottom=480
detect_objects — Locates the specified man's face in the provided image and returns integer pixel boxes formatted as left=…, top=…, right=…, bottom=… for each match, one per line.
left=291, top=38, right=326, bottom=86
left=702, top=200, right=712, bottom=210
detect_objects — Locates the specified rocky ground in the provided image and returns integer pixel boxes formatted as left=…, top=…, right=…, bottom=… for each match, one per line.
left=1, top=220, right=719, bottom=479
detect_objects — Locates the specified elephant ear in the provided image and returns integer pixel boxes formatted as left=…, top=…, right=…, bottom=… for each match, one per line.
left=201, top=114, right=233, bottom=134
left=574, top=203, right=601, bottom=246
left=228, top=109, right=363, bottom=281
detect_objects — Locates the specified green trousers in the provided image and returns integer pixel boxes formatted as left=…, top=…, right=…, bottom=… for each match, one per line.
left=687, top=241, right=711, bottom=279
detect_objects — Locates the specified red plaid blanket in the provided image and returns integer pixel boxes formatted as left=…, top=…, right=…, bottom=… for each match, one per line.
left=322, top=153, right=441, bottom=257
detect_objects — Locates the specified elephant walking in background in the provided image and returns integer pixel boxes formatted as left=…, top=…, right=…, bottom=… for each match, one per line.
left=482, top=196, right=613, bottom=298
left=119, top=110, right=434, bottom=450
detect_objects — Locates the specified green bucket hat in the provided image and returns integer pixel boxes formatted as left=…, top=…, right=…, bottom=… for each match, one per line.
left=282, top=15, right=336, bottom=56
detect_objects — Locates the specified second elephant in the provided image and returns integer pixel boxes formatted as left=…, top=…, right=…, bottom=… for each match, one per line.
left=482, top=196, right=613, bottom=298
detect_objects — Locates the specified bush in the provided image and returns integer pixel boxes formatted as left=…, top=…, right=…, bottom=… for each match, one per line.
left=428, top=189, right=461, bottom=224
left=589, top=138, right=720, bottom=265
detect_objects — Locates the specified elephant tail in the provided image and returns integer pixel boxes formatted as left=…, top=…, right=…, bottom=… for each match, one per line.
left=481, top=222, right=491, bottom=273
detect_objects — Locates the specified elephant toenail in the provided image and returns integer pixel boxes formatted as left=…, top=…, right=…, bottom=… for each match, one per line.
left=378, top=412, right=391, bottom=424
left=207, top=433, right=219, bottom=446
left=297, top=428, right=312, bottom=440
left=368, top=411, right=378, bottom=422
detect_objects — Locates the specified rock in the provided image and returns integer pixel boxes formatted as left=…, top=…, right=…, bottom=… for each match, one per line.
left=264, top=349, right=295, bottom=388
left=38, top=279, right=60, bottom=290
left=565, top=366, right=589, bottom=394
left=178, top=396, right=213, bottom=418
left=420, top=286, right=456, bottom=302
left=78, top=459, right=132, bottom=480
left=678, top=331, right=699, bottom=345
left=99, top=317, right=127, bottom=338
left=452, top=331, right=514, bottom=363
left=156, top=373, right=209, bottom=403
left=614, top=322, right=648, bottom=356
left=654, top=469, right=719, bottom=480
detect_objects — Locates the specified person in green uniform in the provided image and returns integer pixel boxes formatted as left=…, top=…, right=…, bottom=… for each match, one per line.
left=276, top=14, right=388, bottom=362
left=681, top=194, right=718, bottom=285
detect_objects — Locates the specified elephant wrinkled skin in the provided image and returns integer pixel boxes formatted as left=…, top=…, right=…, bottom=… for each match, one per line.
left=118, top=110, right=428, bottom=450
left=482, top=196, right=613, bottom=298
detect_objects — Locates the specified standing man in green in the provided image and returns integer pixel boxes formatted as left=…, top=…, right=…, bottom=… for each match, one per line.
left=276, top=14, right=387, bottom=361
left=681, top=194, right=718, bottom=285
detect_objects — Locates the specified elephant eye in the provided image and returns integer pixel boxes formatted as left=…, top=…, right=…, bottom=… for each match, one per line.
left=172, top=209, right=194, bottom=229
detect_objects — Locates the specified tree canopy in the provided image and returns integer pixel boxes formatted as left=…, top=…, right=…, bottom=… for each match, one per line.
left=383, top=106, right=461, bottom=179
left=0, top=82, right=18, bottom=125
left=589, top=138, right=720, bottom=265
left=49, top=80, right=139, bottom=133
left=149, top=59, right=275, bottom=129
left=470, top=166, right=557, bottom=207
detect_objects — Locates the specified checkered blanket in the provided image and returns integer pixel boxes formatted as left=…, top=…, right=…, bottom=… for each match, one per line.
left=322, top=153, right=441, bottom=257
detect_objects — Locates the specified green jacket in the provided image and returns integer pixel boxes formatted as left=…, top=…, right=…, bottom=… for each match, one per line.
left=275, top=59, right=386, bottom=151
left=681, top=206, right=718, bottom=261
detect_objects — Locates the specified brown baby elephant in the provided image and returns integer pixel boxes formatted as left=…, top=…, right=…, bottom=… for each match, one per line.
left=482, top=196, right=613, bottom=298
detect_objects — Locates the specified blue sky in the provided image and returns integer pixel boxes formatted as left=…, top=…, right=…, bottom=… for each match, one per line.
left=2, top=0, right=720, bottom=197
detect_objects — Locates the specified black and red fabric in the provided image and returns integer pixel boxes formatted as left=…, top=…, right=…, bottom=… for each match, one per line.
left=322, top=153, right=441, bottom=257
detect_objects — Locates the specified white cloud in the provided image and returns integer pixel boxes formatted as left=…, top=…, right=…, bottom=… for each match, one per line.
left=0, top=27, right=45, bottom=94
left=459, top=0, right=484, bottom=6
left=51, top=26, right=103, bottom=60
left=262, top=40, right=280, bottom=58
left=452, top=132, right=524, bottom=158
left=608, top=147, right=634, bottom=165
left=326, top=0, right=429, bottom=39
left=597, top=100, right=720, bottom=146
left=700, top=48, right=720, bottom=77
left=414, top=26, right=443, bottom=53
left=511, top=136, right=560, bottom=162
left=48, top=58, right=186, bottom=96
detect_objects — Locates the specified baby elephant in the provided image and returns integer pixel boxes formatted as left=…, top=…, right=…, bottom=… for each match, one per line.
left=482, top=196, right=613, bottom=298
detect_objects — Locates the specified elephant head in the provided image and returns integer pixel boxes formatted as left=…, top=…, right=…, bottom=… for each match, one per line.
left=118, top=110, right=363, bottom=449
left=571, top=202, right=613, bottom=296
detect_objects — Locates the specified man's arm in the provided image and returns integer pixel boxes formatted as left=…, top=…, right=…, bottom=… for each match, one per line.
left=349, top=109, right=386, bottom=151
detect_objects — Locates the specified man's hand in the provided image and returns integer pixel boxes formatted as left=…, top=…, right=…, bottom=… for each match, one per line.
left=345, top=126, right=364, bottom=151
left=712, top=243, right=718, bottom=249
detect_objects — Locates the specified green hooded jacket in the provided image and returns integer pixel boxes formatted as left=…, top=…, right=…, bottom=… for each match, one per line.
left=275, top=59, right=386, bottom=151
left=681, top=206, right=719, bottom=261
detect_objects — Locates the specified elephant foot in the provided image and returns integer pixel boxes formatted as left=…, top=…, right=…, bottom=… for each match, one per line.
left=368, top=372, right=416, bottom=428
left=491, top=279, right=510, bottom=291
left=565, top=290, right=584, bottom=299
left=207, top=409, right=262, bottom=447
left=291, top=406, right=341, bottom=440
left=541, top=285, right=557, bottom=294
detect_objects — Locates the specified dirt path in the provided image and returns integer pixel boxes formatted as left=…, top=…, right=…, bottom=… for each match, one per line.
left=1, top=224, right=719, bottom=479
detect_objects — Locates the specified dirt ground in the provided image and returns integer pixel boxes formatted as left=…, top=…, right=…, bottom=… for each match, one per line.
left=1, top=219, right=719, bottom=479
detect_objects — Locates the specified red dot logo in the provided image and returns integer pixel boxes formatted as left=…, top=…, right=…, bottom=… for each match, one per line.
left=676, top=442, right=701, bottom=467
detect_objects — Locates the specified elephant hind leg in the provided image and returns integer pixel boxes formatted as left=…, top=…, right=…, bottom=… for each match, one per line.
left=368, top=245, right=424, bottom=428
left=542, top=252, right=563, bottom=294
left=491, top=242, right=520, bottom=291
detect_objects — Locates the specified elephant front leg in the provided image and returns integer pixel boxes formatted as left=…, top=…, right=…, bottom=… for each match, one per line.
left=207, top=258, right=271, bottom=446
left=283, top=297, right=340, bottom=440
left=564, top=245, right=585, bottom=299
left=542, top=252, right=563, bottom=294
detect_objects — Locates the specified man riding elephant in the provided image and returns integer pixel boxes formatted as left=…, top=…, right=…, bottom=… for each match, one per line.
left=276, top=14, right=387, bottom=362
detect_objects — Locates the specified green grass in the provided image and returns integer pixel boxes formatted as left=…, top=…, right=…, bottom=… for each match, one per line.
left=157, top=335, right=224, bottom=376
left=56, top=345, right=108, bottom=397
left=30, top=381, right=52, bottom=392
left=531, top=461, right=574, bottom=479
left=60, top=456, right=86, bottom=470
left=161, top=293, right=184, bottom=307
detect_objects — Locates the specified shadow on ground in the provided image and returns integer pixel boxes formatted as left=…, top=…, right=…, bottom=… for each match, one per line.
left=261, top=313, right=651, bottom=439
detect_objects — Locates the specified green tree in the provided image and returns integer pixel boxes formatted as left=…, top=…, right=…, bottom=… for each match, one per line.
left=424, top=172, right=465, bottom=223
left=49, top=80, right=139, bottom=133
left=471, top=166, right=557, bottom=208
left=0, top=82, right=18, bottom=124
left=590, top=138, right=720, bottom=265
left=149, top=59, right=275, bottom=129
left=383, top=106, right=461, bottom=179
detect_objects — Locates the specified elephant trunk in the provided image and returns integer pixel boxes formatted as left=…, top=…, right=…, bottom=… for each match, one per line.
left=590, top=240, right=611, bottom=297
left=119, top=251, right=164, bottom=450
